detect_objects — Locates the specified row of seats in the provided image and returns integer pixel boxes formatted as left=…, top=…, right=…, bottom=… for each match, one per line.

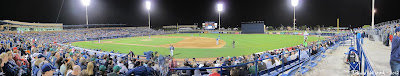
left=253, top=36, right=347, bottom=76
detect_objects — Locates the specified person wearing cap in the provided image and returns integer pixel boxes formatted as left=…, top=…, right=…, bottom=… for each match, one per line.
left=107, top=65, right=121, bottom=76
left=41, top=63, right=56, bottom=76
left=97, top=65, right=107, bottom=76
left=390, top=27, right=400, bottom=76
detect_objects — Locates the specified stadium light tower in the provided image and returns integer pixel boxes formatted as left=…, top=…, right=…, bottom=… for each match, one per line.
left=217, top=3, right=223, bottom=31
left=81, top=0, right=90, bottom=25
left=146, top=1, right=151, bottom=29
left=371, top=0, right=375, bottom=29
left=291, top=0, right=298, bottom=30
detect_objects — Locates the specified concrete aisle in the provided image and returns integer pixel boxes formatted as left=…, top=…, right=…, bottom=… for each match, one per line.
left=308, top=41, right=352, bottom=76
left=361, top=38, right=391, bottom=75
left=307, top=38, right=391, bottom=76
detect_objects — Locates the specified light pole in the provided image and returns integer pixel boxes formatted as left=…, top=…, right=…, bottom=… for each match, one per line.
left=146, top=1, right=151, bottom=29
left=217, top=3, right=223, bottom=31
left=372, top=0, right=376, bottom=29
left=81, top=0, right=90, bottom=25
left=291, top=0, right=298, bottom=30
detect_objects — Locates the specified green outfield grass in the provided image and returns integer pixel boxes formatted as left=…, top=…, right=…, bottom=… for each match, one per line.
left=72, top=34, right=323, bottom=58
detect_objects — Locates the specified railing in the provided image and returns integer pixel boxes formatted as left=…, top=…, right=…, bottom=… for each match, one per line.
left=351, top=33, right=376, bottom=76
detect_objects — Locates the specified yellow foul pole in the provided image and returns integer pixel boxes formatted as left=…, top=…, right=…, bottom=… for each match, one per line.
left=337, top=18, right=339, bottom=33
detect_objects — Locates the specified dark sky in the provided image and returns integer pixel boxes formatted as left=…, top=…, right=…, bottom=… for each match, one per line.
left=0, top=0, right=399, bottom=28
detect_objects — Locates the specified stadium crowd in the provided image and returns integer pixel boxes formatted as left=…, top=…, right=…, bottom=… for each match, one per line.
left=171, top=34, right=348, bottom=76
left=0, top=28, right=169, bottom=76
left=0, top=27, right=349, bottom=76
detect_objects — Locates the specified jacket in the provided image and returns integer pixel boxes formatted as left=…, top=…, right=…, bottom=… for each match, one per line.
left=391, top=36, right=400, bottom=62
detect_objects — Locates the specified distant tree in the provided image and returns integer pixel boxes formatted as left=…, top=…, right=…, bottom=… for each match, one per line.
left=267, top=26, right=274, bottom=30
left=300, top=25, right=307, bottom=30
left=362, top=25, right=371, bottom=29
left=329, top=26, right=334, bottom=30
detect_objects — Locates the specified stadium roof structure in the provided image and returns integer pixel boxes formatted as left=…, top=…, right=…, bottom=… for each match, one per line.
left=163, top=25, right=197, bottom=28
left=1, top=20, right=62, bottom=27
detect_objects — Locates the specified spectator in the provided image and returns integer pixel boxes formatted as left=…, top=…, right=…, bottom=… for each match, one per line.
left=248, top=62, right=257, bottom=74
left=299, top=48, right=310, bottom=60
left=209, top=69, right=221, bottom=76
left=117, top=59, right=128, bottom=74
left=390, top=27, right=400, bottom=76
left=97, top=65, right=107, bottom=76
left=67, top=65, right=81, bottom=76
left=3, top=52, right=18, bottom=76
left=107, top=66, right=121, bottom=76
left=59, top=59, right=67, bottom=75
left=0, top=53, right=8, bottom=75
left=41, top=63, right=56, bottom=76
left=86, top=62, right=95, bottom=76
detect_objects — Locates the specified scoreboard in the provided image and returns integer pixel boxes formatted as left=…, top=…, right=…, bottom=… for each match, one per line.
left=202, top=22, right=218, bottom=30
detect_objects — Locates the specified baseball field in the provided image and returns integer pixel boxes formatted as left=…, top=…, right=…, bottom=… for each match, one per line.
left=71, top=34, right=322, bottom=59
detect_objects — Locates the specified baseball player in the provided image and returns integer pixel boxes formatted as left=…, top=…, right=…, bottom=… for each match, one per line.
left=233, top=40, right=235, bottom=48
left=216, top=38, right=219, bottom=45
left=170, top=45, right=174, bottom=56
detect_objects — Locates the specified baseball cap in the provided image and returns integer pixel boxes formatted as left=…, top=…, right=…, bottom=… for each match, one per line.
left=113, top=66, right=121, bottom=72
left=41, top=63, right=56, bottom=73
left=99, top=65, right=106, bottom=71
left=395, top=27, right=400, bottom=33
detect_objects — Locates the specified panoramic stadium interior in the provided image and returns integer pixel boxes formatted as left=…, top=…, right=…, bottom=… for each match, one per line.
left=0, top=0, right=399, bottom=76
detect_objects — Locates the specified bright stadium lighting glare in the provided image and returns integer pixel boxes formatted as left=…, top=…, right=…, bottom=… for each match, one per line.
left=81, top=0, right=90, bottom=6
left=146, top=1, right=151, bottom=10
left=291, top=0, right=298, bottom=7
left=373, top=9, right=377, bottom=14
left=217, top=3, right=223, bottom=12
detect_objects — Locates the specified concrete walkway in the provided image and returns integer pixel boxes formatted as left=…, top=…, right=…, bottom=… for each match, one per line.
left=361, top=38, right=391, bottom=75
left=306, top=37, right=391, bottom=76
left=308, top=39, right=353, bottom=76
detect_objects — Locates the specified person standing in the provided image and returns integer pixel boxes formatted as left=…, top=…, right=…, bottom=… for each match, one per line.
left=232, top=40, right=235, bottom=48
left=170, top=45, right=174, bottom=56
left=391, top=27, right=400, bottom=76
left=216, top=38, right=219, bottom=45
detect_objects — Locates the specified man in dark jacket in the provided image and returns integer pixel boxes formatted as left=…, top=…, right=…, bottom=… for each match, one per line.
left=0, top=44, right=5, bottom=54
left=391, top=27, right=400, bottom=76
left=2, top=61, right=18, bottom=76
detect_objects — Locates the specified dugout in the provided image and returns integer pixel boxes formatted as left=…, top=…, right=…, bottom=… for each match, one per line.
left=241, top=21, right=265, bottom=34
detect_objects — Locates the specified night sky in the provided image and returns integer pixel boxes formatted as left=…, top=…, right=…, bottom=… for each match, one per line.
left=0, top=0, right=399, bottom=28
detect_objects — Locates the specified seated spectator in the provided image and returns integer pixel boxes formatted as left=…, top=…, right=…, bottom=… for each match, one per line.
left=0, top=53, right=8, bottom=75
left=117, top=59, right=128, bottom=74
left=59, top=59, right=67, bottom=75
left=107, top=66, right=121, bottom=76
left=209, top=69, right=221, bottom=76
left=97, top=65, right=107, bottom=76
left=274, top=57, right=282, bottom=66
left=248, top=62, right=257, bottom=74
left=145, top=61, right=155, bottom=75
left=177, top=62, right=192, bottom=76
left=3, top=52, right=18, bottom=76
left=41, top=63, right=56, bottom=76
left=67, top=65, right=81, bottom=76
left=289, top=51, right=298, bottom=60
left=80, top=70, right=89, bottom=76
left=86, top=62, right=95, bottom=76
